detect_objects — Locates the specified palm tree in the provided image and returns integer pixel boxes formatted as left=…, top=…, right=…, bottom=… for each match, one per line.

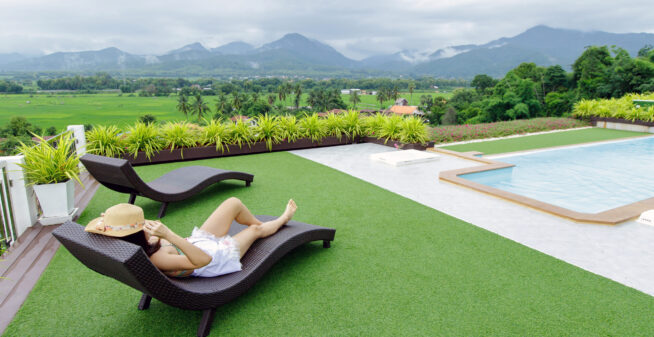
left=191, top=94, right=210, bottom=120
left=390, top=85, right=399, bottom=102
left=277, top=84, right=287, bottom=103
left=232, top=92, right=243, bottom=113
left=267, top=94, right=276, bottom=106
left=293, top=84, right=302, bottom=110
left=215, top=92, right=228, bottom=114
left=251, top=91, right=260, bottom=103
left=408, top=82, right=415, bottom=105
left=176, top=94, right=191, bottom=119
left=376, top=91, right=386, bottom=109
left=349, top=90, right=360, bottom=109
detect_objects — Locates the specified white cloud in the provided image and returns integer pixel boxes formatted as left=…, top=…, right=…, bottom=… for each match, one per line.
left=0, top=0, right=652, bottom=59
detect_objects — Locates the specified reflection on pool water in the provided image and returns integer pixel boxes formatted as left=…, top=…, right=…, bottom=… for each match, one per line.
left=460, top=136, right=654, bottom=213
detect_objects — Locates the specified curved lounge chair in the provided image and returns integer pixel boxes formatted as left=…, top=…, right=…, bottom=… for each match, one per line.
left=52, top=216, right=335, bottom=337
left=80, top=154, right=254, bottom=217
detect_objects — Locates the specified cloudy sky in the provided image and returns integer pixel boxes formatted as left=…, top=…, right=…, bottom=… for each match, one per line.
left=1, top=0, right=653, bottom=60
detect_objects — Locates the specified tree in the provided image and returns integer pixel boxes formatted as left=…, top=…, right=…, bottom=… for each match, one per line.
left=441, top=107, right=457, bottom=125
left=191, top=94, right=210, bottom=120
left=349, top=90, right=361, bottom=109
left=267, top=94, right=276, bottom=106
left=572, top=46, right=612, bottom=99
left=408, top=82, right=415, bottom=105
left=543, top=65, right=568, bottom=94
left=638, top=45, right=653, bottom=58
left=176, top=94, right=191, bottom=119
left=139, top=114, right=157, bottom=125
left=293, top=84, right=302, bottom=110
left=419, top=94, right=434, bottom=112
left=376, top=91, right=387, bottom=109
left=470, top=74, right=497, bottom=95
left=232, top=92, right=243, bottom=113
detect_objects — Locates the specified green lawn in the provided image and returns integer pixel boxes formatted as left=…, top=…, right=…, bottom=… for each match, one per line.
left=0, top=91, right=446, bottom=131
left=6, top=151, right=654, bottom=336
left=440, top=128, right=650, bottom=155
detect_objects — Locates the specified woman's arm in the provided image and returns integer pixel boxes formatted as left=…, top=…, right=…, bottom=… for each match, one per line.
left=144, top=220, right=212, bottom=271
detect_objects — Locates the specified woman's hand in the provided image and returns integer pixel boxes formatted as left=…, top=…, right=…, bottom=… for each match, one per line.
left=144, top=220, right=171, bottom=239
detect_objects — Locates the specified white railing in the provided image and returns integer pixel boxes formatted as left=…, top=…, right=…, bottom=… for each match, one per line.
left=0, top=160, right=16, bottom=247
left=0, top=125, right=87, bottom=238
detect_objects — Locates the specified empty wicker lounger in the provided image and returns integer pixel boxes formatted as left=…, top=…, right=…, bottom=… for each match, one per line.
left=80, top=154, right=254, bottom=218
left=53, top=216, right=335, bottom=337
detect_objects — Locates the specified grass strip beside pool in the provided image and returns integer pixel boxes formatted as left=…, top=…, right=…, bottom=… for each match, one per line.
left=6, top=151, right=654, bottom=336
left=440, top=128, right=649, bottom=155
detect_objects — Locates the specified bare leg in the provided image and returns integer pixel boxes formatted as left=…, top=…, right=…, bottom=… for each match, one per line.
left=233, top=199, right=297, bottom=258
left=199, top=197, right=262, bottom=237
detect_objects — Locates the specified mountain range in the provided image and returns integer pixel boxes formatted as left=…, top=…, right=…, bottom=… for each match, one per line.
left=1, top=25, right=653, bottom=78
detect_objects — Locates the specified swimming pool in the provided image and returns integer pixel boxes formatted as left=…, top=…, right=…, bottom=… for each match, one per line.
left=459, top=137, right=654, bottom=214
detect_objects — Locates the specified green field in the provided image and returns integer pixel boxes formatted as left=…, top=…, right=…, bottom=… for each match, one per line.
left=0, top=91, right=449, bottom=131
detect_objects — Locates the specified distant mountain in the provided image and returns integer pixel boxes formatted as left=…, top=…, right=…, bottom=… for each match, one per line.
left=159, top=42, right=212, bottom=62
left=1, top=26, right=653, bottom=78
left=0, top=53, right=28, bottom=65
left=255, top=33, right=356, bottom=68
left=414, top=25, right=654, bottom=77
left=211, top=41, right=254, bottom=55
left=2, top=47, right=146, bottom=71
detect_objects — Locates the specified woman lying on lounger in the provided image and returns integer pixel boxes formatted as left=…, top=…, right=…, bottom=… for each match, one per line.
left=85, top=197, right=297, bottom=277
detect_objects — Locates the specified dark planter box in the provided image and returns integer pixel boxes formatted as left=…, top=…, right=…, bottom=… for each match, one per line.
left=590, top=116, right=654, bottom=127
left=362, top=136, right=434, bottom=151
left=123, top=136, right=359, bottom=166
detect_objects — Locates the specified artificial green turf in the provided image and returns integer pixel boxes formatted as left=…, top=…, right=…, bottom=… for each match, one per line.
left=440, top=128, right=650, bottom=155
left=6, top=152, right=654, bottom=336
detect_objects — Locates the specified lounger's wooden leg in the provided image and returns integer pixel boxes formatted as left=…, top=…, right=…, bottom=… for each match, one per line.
left=246, top=180, right=251, bottom=187
left=323, top=240, right=331, bottom=248
left=158, top=202, right=169, bottom=218
left=138, top=294, right=152, bottom=310
left=197, top=308, right=216, bottom=337
left=128, top=193, right=136, bottom=204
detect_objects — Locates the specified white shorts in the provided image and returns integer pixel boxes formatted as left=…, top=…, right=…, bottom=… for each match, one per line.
left=188, top=227, right=242, bottom=277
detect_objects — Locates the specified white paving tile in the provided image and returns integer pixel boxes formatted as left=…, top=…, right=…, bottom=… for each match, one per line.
left=291, top=143, right=654, bottom=297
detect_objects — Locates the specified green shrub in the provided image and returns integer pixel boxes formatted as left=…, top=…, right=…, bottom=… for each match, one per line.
left=230, top=120, right=253, bottom=149
left=363, top=113, right=387, bottom=137
left=254, top=114, right=282, bottom=151
left=0, top=135, right=33, bottom=155
left=17, top=133, right=82, bottom=185
left=85, top=125, right=125, bottom=157
left=379, top=115, right=403, bottom=143
left=342, top=110, right=364, bottom=141
left=279, top=115, right=301, bottom=143
left=324, top=112, right=346, bottom=140
left=201, top=119, right=232, bottom=153
left=573, top=92, right=654, bottom=122
left=399, top=116, right=430, bottom=144
left=299, top=113, right=326, bottom=143
left=139, top=114, right=157, bottom=125
left=124, top=122, right=164, bottom=160
left=161, top=122, right=198, bottom=158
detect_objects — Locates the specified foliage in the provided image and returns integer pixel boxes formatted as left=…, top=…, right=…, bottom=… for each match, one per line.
left=201, top=119, right=232, bottom=153
left=298, top=113, right=326, bottom=142
left=17, top=133, right=82, bottom=185
left=431, top=118, right=588, bottom=143
left=191, top=94, right=211, bottom=120
left=342, top=110, right=364, bottom=140
left=278, top=115, right=301, bottom=143
left=399, top=116, right=430, bottom=144
left=176, top=94, right=191, bottom=119
left=254, top=114, right=282, bottom=151
left=124, top=122, right=164, bottom=160
left=229, top=120, right=253, bottom=149
left=323, top=113, right=346, bottom=140
left=573, top=93, right=654, bottom=122
left=0, top=135, right=33, bottom=155
left=378, top=115, right=404, bottom=143
left=85, top=125, right=125, bottom=157
left=161, top=122, right=198, bottom=157
left=139, top=114, right=157, bottom=125
left=363, top=113, right=387, bottom=137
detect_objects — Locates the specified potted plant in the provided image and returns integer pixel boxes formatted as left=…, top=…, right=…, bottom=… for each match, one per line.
left=17, top=133, right=82, bottom=220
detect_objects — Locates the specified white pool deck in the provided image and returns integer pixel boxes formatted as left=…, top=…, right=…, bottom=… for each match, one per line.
left=291, top=143, right=654, bottom=297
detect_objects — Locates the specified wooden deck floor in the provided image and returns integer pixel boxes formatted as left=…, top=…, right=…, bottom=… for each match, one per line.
left=0, top=172, right=99, bottom=334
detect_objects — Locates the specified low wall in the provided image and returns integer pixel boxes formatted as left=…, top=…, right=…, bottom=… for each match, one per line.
left=591, top=117, right=654, bottom=133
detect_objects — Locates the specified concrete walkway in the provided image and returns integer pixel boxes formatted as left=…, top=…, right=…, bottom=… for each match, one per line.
left=291, top=143, right=654, bottom=297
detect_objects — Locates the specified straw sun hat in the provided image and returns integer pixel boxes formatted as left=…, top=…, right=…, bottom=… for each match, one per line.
left=85, top=203, right=147, bottom=237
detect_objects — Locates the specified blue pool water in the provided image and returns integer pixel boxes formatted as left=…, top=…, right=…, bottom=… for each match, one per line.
left=460, top=137, right=654, bottom=213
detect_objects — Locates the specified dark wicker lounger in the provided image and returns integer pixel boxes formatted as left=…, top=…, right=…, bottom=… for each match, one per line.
left=52, top=216, right=335, bottom=337
left=80, top=154, right=254, bottom=217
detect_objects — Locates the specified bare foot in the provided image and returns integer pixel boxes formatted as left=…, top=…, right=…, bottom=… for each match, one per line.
left=281, top=199, right=297, bottom=223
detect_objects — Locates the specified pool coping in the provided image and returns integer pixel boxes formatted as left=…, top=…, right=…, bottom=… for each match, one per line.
left=434, top=146, right=654, bottom=225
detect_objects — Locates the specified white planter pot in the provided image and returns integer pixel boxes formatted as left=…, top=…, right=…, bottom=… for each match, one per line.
left=33, top=180, right=75, bottom=218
